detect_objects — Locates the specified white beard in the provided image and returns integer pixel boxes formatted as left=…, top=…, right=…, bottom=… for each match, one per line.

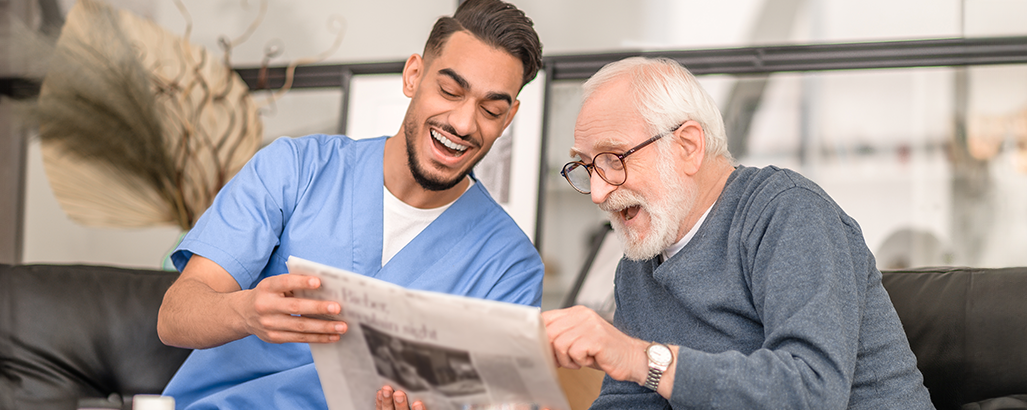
left=601, top=147, right=697, bottom=261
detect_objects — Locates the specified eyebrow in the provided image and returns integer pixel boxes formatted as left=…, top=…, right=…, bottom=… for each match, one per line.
left=438, top=68, right=513, bottom=105
left=569, top=137, right=623, bottom=159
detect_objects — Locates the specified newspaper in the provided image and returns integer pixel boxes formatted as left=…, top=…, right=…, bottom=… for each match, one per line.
left=288, top=256, right=571, bottom=410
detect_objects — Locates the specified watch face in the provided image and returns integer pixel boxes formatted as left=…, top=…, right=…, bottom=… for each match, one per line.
left=647, top=343, right=672, bottom=366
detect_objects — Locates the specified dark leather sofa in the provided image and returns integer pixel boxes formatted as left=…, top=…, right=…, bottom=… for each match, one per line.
left=0, top=264, right=191, bottom=410
left=2, top=263, right=1025, bottom=410
left=882, top=267, right=1027, bottom=410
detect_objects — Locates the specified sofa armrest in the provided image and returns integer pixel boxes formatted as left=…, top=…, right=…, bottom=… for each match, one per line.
left=1, top=264, right=192, bottom=410
left=882, top=267, right=1027, bottom=410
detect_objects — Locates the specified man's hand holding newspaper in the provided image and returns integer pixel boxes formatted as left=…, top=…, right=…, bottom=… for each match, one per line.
left=288, top=256, right=570, bottom=410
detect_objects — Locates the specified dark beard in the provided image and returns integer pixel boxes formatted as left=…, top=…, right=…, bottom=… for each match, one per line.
left=404, top=119, right=470, bottom=191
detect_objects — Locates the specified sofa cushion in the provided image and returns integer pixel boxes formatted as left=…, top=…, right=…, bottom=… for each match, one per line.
left=961, top=394, right=1027, bottom=410
left=0, top=264, right=191, bottom=410
left=882, top=267, right=1027, bottom=410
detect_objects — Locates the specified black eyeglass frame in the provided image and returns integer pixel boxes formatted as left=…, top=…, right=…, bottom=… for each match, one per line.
left=560, top=125, right=680, bottom=194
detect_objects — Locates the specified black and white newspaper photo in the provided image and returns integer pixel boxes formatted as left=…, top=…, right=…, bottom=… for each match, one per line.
left=288, top=256, right=571, bottom=410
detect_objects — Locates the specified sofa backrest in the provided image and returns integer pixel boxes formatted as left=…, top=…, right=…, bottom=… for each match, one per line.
left=882, top=267, right=1027, bottom=410
left=0, top=264, right=192, bottom=410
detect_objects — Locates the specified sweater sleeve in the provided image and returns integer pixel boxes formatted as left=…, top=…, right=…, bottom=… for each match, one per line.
left=666, top=185, right=865, bottom=409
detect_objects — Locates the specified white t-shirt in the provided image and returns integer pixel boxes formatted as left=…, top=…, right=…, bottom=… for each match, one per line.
left=662, top=203, right=714, bottom=263
left=381, top=180, right=474, bottom=265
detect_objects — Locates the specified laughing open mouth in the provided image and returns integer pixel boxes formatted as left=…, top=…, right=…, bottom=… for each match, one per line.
left=622, top=205, right=641, bottom=221
left=431, top=129, right=468, bottom=156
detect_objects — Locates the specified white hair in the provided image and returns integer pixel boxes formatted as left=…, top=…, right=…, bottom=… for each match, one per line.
left=582, top=56, right=733, bottom=161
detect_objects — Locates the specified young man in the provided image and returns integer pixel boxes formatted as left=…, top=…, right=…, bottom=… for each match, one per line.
left=542, top=57, right=935, bottom=409
left=156, top=1, right=544, bottom=408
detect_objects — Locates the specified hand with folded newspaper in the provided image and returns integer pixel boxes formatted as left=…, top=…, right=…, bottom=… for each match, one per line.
left=374, top=386, right=551, bottom=410
left=375, top=385, right=424, bottom=410
left=159, top=255, right=351, bottom=349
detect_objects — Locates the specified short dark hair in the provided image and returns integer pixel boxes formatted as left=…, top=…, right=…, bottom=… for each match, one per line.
left=423, top=0, right=543, bottom=89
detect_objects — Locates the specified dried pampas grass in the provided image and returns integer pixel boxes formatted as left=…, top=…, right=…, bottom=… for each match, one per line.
left=30, top=0, right=261, bottom=231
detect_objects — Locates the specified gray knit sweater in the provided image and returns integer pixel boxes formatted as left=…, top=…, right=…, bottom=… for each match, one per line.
left=590, top=166, right=934, bottom=410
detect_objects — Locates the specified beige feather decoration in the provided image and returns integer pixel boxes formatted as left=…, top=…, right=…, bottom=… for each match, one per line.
left=34, top=0, right=262, bottom=230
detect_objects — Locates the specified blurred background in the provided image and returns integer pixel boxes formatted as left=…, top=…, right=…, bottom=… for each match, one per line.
left=2, top=0, right=1026, bottom=311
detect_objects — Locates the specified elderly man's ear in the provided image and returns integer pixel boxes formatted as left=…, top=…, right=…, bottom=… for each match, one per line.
left=673, top=120, right=706, bottom=176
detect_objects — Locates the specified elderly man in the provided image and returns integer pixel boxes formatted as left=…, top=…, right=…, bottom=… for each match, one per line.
left=542, top=57, right=934, bottom=409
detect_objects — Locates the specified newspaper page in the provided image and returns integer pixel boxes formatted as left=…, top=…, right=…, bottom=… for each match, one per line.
left=288, top=256, right=571, bottom=410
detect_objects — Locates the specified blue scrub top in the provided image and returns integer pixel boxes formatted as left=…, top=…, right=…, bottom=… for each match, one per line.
left=163, top=135, right=544, bottom=410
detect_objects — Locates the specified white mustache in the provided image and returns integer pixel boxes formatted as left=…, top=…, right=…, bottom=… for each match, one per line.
left=599, top=189, right=647, bottom=214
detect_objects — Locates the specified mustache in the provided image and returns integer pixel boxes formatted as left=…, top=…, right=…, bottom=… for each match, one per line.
left=599, top=189, right=647, bottom=213
left=427, top=120, right=469, bottom=142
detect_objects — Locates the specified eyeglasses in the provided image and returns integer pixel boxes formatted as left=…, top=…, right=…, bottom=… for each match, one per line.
left=560, top=126, right=678, bottom=194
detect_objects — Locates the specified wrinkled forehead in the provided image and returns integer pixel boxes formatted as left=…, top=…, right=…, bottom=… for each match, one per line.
left=570, top=96, right=648, bottom=159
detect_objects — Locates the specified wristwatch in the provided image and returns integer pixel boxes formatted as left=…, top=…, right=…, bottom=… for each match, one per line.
left=643, top=342, right=673, bottom=391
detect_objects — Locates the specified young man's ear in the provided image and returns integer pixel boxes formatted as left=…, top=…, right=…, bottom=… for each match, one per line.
left=402, top=54, right=424, bottom=98
left=502, top=100, right=521, bottom=131
left=674, top=120, right=706, bottom=176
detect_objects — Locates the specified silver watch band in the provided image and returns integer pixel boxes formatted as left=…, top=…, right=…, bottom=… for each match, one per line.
left=643, top=367, right=664, bottom=390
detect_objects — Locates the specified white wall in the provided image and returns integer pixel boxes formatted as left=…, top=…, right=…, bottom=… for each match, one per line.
left=19, top=0, right=1027, bottom=272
